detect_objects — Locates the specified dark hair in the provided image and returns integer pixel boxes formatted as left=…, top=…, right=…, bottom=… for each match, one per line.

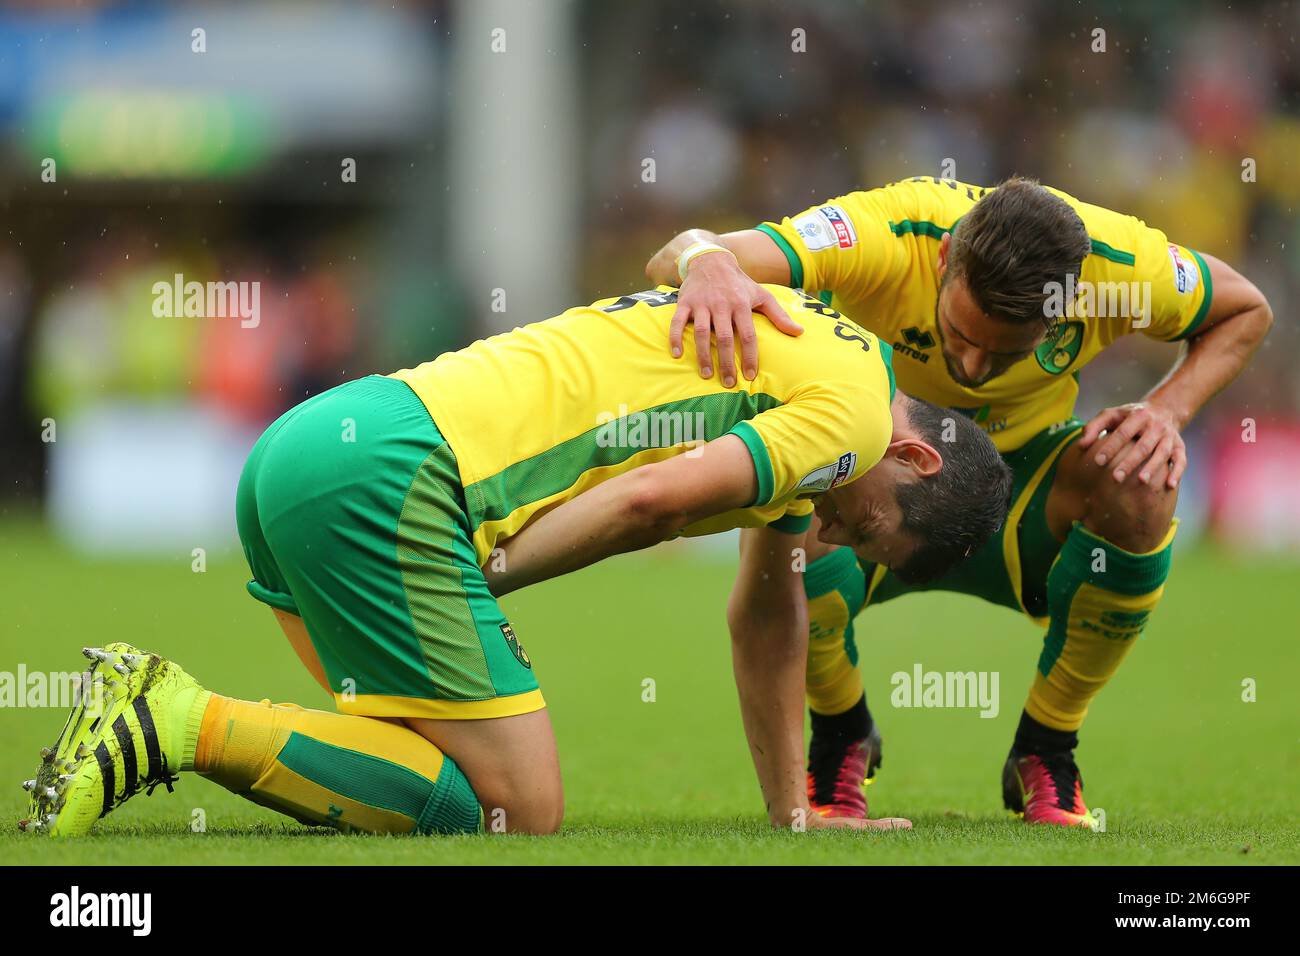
left=946, top=176, right=1091, bottom=330
left=892, top=397, right=1014, bottom=585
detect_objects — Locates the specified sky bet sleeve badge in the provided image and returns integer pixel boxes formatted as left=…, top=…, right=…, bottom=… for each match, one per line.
left=796, top=452, right=859, bottom=495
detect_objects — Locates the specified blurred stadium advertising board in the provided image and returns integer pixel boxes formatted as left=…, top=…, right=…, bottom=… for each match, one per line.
left=0, top=6, right=437, bottom=179
left=47, top=402, right=255, bottom=554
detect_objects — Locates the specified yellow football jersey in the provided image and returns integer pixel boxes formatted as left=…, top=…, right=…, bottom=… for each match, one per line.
left=391, top=285, right=895, bottom=564
left=758, top=176, right=1212, bottom=451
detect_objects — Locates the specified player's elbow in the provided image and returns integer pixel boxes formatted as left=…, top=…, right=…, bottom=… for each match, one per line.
left=645, top=237, right=681, bottom=284
left=1223, top=271, right=1274, bottom=346
left=725, top=602, right=769, bottom=646
left=727, top=586, right=806, bottom=654
left=1256, top=295, right=1275, bottom=338
left=1233, top=293, right=1275, bottom=357
left=621, top=470, right=691, bottom=541
left=725, top=592, right=750, bottom=637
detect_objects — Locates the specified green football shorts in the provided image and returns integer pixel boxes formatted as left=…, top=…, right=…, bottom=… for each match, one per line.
left=235, top=375, right=544, bottom=720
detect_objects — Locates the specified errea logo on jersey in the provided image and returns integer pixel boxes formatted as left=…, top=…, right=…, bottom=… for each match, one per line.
left=791, top=205, right=858, bottom=252
left=796, top=451, right=858, bottom=494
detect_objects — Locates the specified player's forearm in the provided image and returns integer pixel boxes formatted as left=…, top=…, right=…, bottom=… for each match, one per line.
left=646, top=228, right=793, bottom=287
left=483, top=472, right=684, bottom=596
left=645, top=229, right=726, bottom=286
left=729, top=608, right=810, bottom=827
left=728, top=528, right=811, bottom=826
left=1144, top=254, right=1273, bottom=428
left=1144, top=301, right=1272, bottom=428
left=486, top=435, right=759, bottom=596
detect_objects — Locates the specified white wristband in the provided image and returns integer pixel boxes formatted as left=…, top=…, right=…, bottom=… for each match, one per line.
left=676, top=241, right=736, bottom=283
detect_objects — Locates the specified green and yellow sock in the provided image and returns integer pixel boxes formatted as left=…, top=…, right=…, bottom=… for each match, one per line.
left=804, top=547, right=868, bottom=718
left=1028, top=520, right=1177, bottom=732
left=192, top=695, right=480, bottom=834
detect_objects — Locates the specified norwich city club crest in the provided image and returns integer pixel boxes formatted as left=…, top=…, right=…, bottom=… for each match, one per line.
left=500, top=622, right=531, bottom=669
left=1035, top=320, right=1083, bottom=375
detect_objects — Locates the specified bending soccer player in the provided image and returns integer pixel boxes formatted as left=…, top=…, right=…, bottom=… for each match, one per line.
left=647, top=175, right=1272, bottom=827
left=22, top=284, right=1011, bottom=837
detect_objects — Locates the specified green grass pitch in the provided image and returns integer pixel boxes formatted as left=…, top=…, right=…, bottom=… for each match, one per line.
left=2, top=519, right=1296, bottom=865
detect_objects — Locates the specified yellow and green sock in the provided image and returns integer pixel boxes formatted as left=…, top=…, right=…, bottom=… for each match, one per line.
left=804, top=547, right=868, bottom=718
left=187, top=695, right=481, bottom=834
left=1026, top=520, right=1177, bottom=734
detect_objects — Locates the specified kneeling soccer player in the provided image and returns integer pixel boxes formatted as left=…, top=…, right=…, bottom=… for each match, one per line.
left=21, top=285, right=1011, bottom=837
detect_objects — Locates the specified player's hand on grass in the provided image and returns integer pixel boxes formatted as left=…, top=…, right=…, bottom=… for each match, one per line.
left=668, top=252, right=802, bottom=386
left=803, top=811, right=913, bottom=831
left=1077, top=402, right=1187, bottom=489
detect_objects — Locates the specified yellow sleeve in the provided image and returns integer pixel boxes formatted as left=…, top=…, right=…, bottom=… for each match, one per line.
left=755, top=188, right=908, bottom=301
left=726, top=372, right=893, bottom=509
left=1131, top=224, right=1213, bottom=341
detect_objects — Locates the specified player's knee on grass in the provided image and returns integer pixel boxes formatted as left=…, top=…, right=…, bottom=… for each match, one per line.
left=403, top=710, right=564, bottom=835
left=474, top=772, right=565, bottom=835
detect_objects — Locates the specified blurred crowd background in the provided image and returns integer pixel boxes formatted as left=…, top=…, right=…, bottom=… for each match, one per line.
left=0, top=0, right=1296, bottom=552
